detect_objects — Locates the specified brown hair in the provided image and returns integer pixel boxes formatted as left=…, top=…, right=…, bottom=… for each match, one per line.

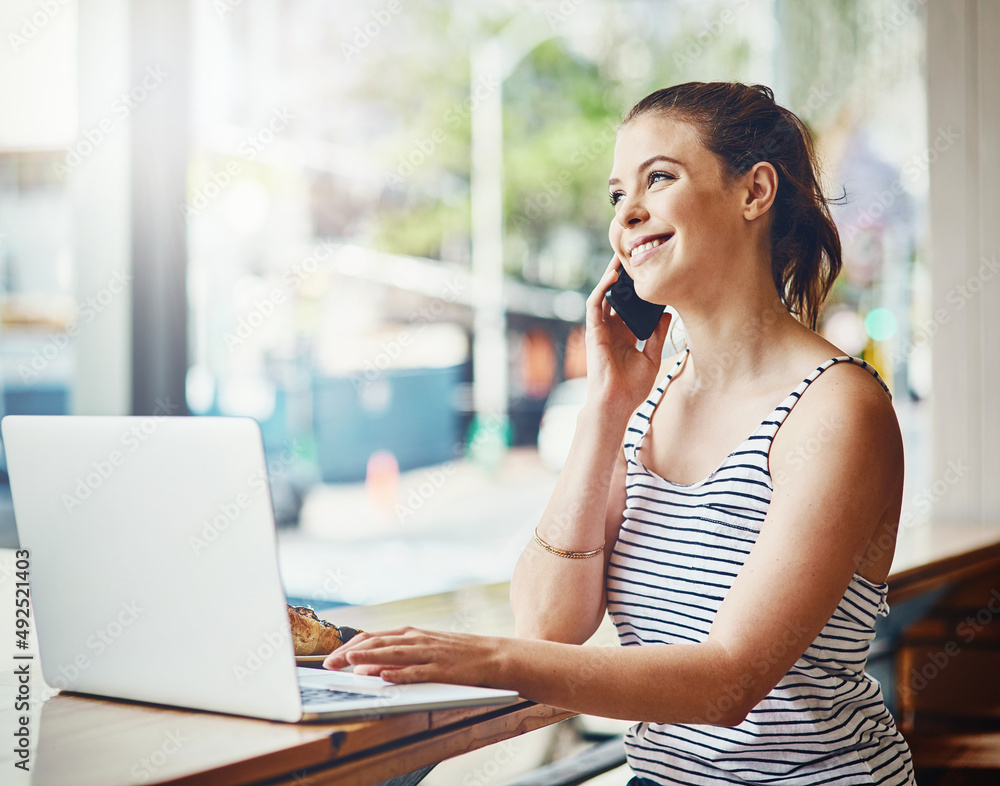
left=622, top=82, right=841, bottom=330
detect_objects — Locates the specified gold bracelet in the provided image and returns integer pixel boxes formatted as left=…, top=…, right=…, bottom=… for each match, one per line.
left=533, top=527, right=604, bottom=559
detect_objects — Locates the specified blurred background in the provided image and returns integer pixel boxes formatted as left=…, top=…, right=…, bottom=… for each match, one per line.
left=0, top=0, right=931, bottom=604
left=11, top=2, right=1000, bottom=783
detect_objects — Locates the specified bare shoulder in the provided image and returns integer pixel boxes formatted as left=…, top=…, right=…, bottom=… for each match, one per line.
left=783, top=330, right=897, bottom=426
left=770, top=355, right=903, bottom=493
left=799, top=357, right=896, bottom=426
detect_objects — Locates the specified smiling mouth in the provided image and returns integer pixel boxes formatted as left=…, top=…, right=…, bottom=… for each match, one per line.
left=629, top=234, right=673, bottom=259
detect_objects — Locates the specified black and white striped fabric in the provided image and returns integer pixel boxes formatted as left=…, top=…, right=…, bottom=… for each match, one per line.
left=606, top=350, right=915, bottom=785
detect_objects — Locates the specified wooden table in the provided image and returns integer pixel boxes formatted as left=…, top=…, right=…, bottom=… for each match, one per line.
left=886, top=520, right=1000, bottom=603
left=3, top=521, right=1000, bottom=786
left=23, top=691, right=573, bottom=786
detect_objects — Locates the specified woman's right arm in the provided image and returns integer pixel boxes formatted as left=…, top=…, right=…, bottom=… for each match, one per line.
left=510, top=258, right=671, bottom=644
left=509, top=403, right=631, bottom=644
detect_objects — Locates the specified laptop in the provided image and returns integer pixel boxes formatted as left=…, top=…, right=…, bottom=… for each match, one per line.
left=1, top=415, right=519, bottom=722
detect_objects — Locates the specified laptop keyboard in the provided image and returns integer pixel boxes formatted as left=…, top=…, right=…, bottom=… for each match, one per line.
left=300, top=686, right=380, bottom=705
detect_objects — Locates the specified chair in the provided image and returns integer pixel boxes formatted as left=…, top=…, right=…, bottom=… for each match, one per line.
left=504, top=735, right=627, bottom=786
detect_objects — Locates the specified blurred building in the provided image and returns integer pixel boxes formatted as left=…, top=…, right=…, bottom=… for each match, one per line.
left=3, top=0, right=995, bottom=544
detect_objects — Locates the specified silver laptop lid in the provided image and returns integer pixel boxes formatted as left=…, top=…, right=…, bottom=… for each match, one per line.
left=2, top=415, right=303, bottom=722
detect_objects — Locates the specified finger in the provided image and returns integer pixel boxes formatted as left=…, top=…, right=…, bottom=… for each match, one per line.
left=323, top=643, right=364, bottom=669
left=325, top=637, right=369, bottom=664
left=604, top=295, right=632, bottom=337
left=332, top=627, right=413, bottom=654
left=323, top=652, right=346, bottom=669
left=586, top=276, right=615, bottom=323
left=345, top=645, right=431, bottom=667
left=323, top=632, right=396, bottom=669
left=377, top=665, right=433, bottom=684
left=336, top=630, right=374, bottom=650
left=596, top=263, right=640, bottom=344
left=357, top=626, right=414, bottom=638
left=349, top=660, right=431, bottom=680
left=350, top=663, right=388, bottom=677
left=338, top=634, right=397, bottom=654
left=599, top=257, right=622, bottom=293
left=586, top=261, right=621, bottom=327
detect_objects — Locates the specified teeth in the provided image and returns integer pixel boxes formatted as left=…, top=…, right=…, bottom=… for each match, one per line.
left=630, top=236, right=668, bottom=257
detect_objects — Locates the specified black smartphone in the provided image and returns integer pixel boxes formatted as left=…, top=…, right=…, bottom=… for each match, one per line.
left=605, top=265, right=666, bottom=340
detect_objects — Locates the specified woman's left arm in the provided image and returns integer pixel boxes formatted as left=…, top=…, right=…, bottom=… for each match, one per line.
left=324, top=365, right=904, bottom=726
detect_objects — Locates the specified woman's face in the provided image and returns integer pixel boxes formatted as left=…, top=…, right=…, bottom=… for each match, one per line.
left=608, top=114, right=748, bottom=306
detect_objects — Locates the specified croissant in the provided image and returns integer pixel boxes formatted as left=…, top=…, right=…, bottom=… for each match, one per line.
left=287, top=604, right=362, bottom=656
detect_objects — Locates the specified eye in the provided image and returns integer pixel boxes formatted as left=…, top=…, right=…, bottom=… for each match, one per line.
left=609, top=190, right=624, bottom=207
left=649, top=171, right=676, bottom=186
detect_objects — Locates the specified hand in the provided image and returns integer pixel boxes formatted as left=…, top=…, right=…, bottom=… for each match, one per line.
left=585, top=257, right=672, bottom=416
left=322, top=626, right=509, bottom=687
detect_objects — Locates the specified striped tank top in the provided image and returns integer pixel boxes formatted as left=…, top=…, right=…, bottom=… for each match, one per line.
left=606, top=350, right=915, bottom=785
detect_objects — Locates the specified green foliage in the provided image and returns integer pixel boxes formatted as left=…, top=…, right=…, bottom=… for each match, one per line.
left=347, top=1, right=800, bottom=288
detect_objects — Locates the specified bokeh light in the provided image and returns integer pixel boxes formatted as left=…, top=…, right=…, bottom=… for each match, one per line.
left=864, top=307, right=898, bottom=342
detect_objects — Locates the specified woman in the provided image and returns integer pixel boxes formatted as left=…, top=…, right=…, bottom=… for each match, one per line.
left=325, top=82, right=915, bottom=785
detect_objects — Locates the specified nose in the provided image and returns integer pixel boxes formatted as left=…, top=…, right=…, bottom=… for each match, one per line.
left=615, top=194, right=648, bottom=228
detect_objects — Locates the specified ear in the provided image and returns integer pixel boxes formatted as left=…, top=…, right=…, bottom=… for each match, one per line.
left=742, top=161, right=778, bottom=221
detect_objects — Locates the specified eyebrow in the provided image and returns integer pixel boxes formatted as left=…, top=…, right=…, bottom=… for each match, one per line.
left=608, top=155, right=685, bottom=187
